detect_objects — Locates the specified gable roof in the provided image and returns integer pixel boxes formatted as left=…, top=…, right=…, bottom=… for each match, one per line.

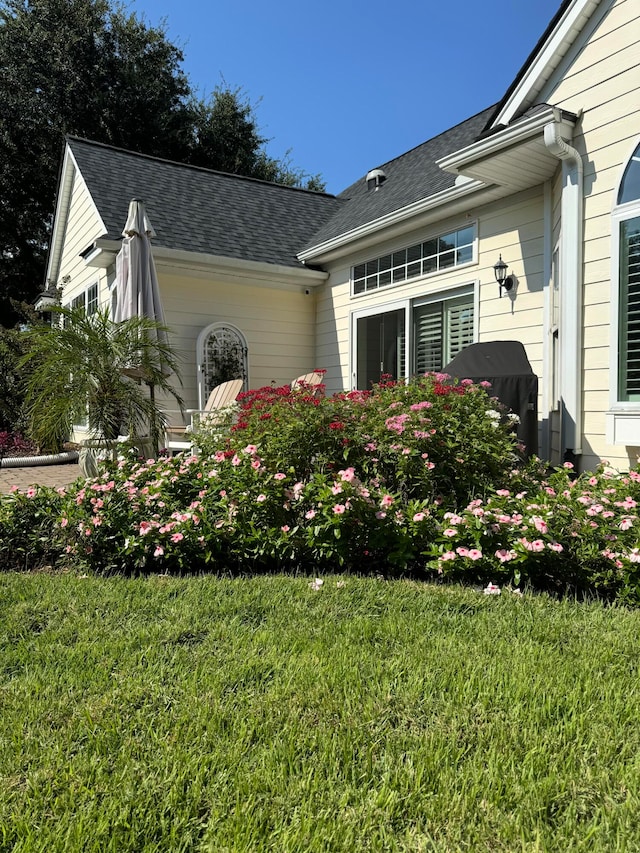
left=301, top=106, right=496, bottom=254
left=67, top=137, right=344, bottom=269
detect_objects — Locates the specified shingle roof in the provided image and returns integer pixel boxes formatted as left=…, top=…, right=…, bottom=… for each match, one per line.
left=301, top=106, right=496, bottom=252
left=67, top=137, right=344, bottom=269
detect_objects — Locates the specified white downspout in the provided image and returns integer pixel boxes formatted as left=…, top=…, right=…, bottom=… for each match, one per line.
left=543, top=121, right=584, bottom=459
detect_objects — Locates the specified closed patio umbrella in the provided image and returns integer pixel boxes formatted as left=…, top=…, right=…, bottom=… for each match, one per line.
left=113, top=198, right=169, bottom=453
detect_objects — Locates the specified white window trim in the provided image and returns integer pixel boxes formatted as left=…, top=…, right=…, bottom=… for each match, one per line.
left=350, top=221, right=478, bottom=299
left=196, top=322, right=248, bottom=410
left=607, top=199, right=640, bottom=444
left=349, top=282, right=478, bottom=390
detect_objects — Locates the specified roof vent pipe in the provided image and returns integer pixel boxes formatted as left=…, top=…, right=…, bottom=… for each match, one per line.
left=366, top=168, right=386, bottom=191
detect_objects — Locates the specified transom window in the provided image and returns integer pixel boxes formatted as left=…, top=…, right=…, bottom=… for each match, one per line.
left=353, top=225, right=475, bottom=295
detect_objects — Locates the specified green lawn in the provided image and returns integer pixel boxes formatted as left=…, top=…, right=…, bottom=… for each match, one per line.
left=1, top=574, right=640, bottom=852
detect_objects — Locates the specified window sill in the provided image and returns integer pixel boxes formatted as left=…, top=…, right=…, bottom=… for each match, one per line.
left=605, top=409, right=640, bottom=446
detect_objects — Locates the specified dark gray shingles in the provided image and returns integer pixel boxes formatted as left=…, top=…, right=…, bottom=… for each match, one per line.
left=68, top=138, right=344, bottom=268
left=302, top=106, right=496, bottom=252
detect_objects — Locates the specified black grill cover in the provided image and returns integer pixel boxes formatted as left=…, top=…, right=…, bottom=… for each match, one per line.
left=443, top=341, right=538, bottom=456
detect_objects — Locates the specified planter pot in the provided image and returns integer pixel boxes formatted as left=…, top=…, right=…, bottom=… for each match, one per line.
left=78, top=439, right=120, bottom=479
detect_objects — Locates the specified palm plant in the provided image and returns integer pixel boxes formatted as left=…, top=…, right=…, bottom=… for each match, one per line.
left=21, top=306, right=183, bottom=453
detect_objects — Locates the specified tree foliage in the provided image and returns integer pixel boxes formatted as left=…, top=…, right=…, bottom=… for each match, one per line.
left=0, top=0, right=324, bottom=327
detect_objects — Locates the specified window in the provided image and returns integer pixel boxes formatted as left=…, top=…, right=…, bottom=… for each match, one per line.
left=67, top=283, right=99, bottom=316
left=352, top=287, right=475, bottom=389
left=615, top=143, right=640, bottom=402
left=196, top=323, right=248, bottom=409
left=353, top=225, right=475, bottom=295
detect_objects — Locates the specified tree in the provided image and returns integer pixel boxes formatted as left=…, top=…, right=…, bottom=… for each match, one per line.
left=20, top=305, right=184, bottom=453
left=0, top=0, right=324, bottom=328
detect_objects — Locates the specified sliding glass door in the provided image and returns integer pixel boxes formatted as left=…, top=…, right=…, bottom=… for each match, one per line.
left=356, top=308, right=406, bottom=389
left=352, top=289, right=475, bottom=390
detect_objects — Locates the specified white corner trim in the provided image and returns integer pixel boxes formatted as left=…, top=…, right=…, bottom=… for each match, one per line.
left=297, top=179, right=486, bottom=263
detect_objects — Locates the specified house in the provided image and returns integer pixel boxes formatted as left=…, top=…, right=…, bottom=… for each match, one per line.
left=44, top=0, right=640, bottom=473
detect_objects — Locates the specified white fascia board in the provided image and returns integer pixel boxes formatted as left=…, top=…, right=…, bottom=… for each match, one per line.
left=297, top=178, right=486, bottom=264
left=152, top=246, right=329, bottom=288
left=437, top=106, right=575, bottom=175
left=493, top=0, right=601, bottom=128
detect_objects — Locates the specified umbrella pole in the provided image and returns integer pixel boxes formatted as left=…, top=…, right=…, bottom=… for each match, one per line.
left=149, top=381, right=158, bottom=458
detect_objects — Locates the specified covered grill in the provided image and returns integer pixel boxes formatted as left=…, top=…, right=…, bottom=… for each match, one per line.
left=443, top=340, right=539, bottom=456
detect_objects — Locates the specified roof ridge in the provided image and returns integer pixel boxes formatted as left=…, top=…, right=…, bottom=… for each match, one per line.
left=65, top=135, right=337, bottom=199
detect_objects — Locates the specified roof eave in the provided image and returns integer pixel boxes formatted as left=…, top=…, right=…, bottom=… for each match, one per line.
left=489, top=0, right=602, bottom=129
left=438, top=106, right=576, bottom=175
left=297, top=177, right=487, bottom=264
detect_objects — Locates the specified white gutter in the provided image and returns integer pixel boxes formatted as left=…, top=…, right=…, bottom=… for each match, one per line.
left=152, top=246, right=329, bottom=285
left=297, top=178, right=486, bottom=263
left=543, top=121, right=584, bottom=458
left=438, top=106, right=574, bottom=175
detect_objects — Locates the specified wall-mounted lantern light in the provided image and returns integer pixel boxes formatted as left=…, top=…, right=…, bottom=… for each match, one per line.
left=493, top=255, right=514, bottom=297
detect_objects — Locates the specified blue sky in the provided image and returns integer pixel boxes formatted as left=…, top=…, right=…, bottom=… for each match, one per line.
left=130, top=0, right=563, bottom=194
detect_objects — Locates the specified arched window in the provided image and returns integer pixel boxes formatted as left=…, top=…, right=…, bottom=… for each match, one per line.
left=614, top=141, right=640, bottom=402
left=196, top=323, right=248, bottom=409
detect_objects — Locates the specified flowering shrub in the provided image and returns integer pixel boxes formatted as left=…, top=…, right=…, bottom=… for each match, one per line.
left=0, top=431, right=37, bottom=459
left=0, top=485, right=65, bottom=570
left=427, top=461, right=640, bottom=602
left=5, top=369, right=640, bottom=603
left=224, top=373, right=519, bottom=508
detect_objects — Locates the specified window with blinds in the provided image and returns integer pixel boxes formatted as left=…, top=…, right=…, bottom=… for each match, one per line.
left=413, top=294, right=474, bottom=374
left=619, top=216, right=640, bottom=400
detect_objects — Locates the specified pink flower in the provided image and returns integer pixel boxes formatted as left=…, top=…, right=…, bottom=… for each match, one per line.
left=456, top=547, right=469, bottom=557
left=531, top=539, right=545, bottom=552
left=468, top=549, right=483, bottom=561
left=620, top=517, right=634, bottom=530
left=60, top=517, right=68, bottom=528
left=548, top=542, right=563, bottom=552
left=413, top=512, right=426, bottom=522
left=251, top=459, right=261, bottom=470
left=483, top=582, right=501, bottom=595
left=281, top=525, right=290, bottom=533
left=339, top=467, right=356, bottom=482
left=154, top=546, right=164, bottom=557
left=331, top=483, right=343, bottom=495
left=274, top=472, right=286, bottom=481
left=532, top=516, right=548, bottom=533
left=256, top=494, right=266, bottom=502
left=375, top=511, right=386, bottom=520
left=443, top=528, right=457, bottom=537
left=460, top=378, right=474, bottom=386
left=495, top=549, right=516, bottom=562
left=305, top=509, right=316, bottom=520
left=243, top=444, right=258, bottom=455
left=333, top=504, right=346, bottom=514
left=171, top=532, right=184, bottom=543
left=214, top=451, right=226, bottom=462
left=479, top=380, right=492, bottom=389
left=410, top=401, right=433, bottom=411
left=231, top=454, right=241, bottom=466
left=139, top=521, right=153, bottom=535
left=26, top=487, right=37, bottom=498
left=440, top=551, right=456, bottom=561
left=496, top=489, right=510, bottom=497
left=380, top=494, right=394, bottom=508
